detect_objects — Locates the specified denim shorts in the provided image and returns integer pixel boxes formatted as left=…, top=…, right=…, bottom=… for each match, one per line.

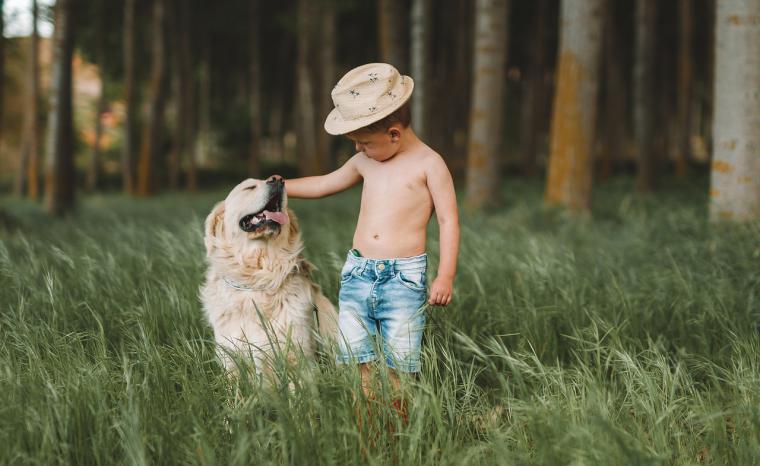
left=336, top=251, right=428, bottom=373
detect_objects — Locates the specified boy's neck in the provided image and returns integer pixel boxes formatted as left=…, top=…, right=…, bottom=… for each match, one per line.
left=397, top=127, right=420, bottom=154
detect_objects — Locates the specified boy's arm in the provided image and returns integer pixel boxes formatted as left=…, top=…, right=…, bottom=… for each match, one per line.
left=281, top=154, right=362, bottom=199
left=426, top=155, right=460, bottom=307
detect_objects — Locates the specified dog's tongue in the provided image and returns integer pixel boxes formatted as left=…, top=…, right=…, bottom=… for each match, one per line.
left=263, top=210, right=289, bottom=225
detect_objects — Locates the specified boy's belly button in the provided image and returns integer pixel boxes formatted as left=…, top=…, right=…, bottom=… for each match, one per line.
left=373, top=234, right=379, bottom=240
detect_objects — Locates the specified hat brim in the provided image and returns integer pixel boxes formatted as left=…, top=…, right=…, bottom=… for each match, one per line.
left=323, top=76, right=414, bottom=135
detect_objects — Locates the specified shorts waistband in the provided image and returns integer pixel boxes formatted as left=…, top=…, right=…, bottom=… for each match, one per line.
left=345, top=250, right=427, bottom=274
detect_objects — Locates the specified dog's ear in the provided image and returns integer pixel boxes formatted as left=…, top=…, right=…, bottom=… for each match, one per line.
left=287, top=208, right=300, bottom=240
left=204, top=201, right=226, bottom=256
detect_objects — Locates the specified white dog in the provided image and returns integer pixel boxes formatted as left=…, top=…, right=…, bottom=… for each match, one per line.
left=200, top=177, right=337, bottom=377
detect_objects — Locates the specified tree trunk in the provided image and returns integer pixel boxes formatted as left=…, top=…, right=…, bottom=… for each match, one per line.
left=122, top=0, right=137, bottom=193
left=180, top=3, right=197, bottom=191
left=296, top=0, right=319, bottom=176
left=599, top=1, right=626, bottom=182
left=44, top=0, right=75, bottom=216
left=633, top=0, right=657, bottom=192
left=318, top=3, right=336, bottom=170
left=674, top=0, right=693, bottom=178
left=0, top=0, right=4, bottom=150
left=248, top=0, right=263, bottom=177
left=87, top=2, right=106, bottom=192
left=378, top=0, right=407, bottom=71
left=167, top=0, right=181, bottom=190
left=519, top=0, right=548, bottom=177
left=23, top=1, right=41, bottom=199
left=545, top=0, right=604, bottom=212
left=196, top=39, right=211, bottom=168
left=465, top=0, right=509, bottom=211
left=709, top=0, right=760, bottom=221
left=136, top=0, right=168, bottom=196
left=410, top=0, right=431, bottom=139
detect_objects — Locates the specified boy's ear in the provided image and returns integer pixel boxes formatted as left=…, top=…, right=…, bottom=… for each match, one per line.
left=204, top=201, right=226, bottom=256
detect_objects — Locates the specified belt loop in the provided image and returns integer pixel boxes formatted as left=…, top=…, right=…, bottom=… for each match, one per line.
left=360, top=258, right=368, bottom=275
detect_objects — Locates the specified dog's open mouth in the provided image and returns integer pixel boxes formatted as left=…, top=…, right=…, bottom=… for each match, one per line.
left=239, top=193, right=289, bottom=232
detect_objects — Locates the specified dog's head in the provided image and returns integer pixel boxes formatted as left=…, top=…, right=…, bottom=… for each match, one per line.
left=204, top=178, right=300, bottom=264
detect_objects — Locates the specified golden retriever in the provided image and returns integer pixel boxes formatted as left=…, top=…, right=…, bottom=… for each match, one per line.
left=200, top=177, right=337, bottom=377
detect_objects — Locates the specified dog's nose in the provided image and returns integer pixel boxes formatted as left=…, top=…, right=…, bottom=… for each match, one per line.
left=267, top=176, right=284, bottom=186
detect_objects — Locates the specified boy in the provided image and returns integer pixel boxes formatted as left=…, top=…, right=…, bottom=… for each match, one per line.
left=272, top=63, right=459, bottom=402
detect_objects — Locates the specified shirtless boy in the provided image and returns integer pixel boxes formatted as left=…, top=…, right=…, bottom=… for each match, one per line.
left=271, top=63, right=459, bottom=400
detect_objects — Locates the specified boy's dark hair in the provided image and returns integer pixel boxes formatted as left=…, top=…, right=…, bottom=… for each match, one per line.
left=351, top=101, right=412, bottom=135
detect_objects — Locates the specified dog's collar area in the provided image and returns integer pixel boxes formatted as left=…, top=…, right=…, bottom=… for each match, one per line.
left=222, top=276, right=274, bottom=292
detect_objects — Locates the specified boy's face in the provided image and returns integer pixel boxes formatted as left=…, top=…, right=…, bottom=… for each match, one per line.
left=345, top=126, right=401, bottom=162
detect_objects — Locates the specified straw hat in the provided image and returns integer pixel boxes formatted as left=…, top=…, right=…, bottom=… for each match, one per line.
left=324, top=63, right=414, bottom=135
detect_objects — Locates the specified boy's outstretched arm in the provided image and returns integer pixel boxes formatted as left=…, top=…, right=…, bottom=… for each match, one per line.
left=275, top=154, right=362, bottom=199
left=426, top=155, right=460, bottom=306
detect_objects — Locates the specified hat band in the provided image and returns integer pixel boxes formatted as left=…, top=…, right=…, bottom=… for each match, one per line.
left=333, top=80, right=407, bottom=121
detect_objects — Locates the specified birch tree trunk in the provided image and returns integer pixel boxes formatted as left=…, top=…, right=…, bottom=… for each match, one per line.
left=296, top=0, right=319, bottom=176
left=709, top=0, right=760, bottom=221
left=122, top=0, right=136, bottom=193
left=378, top=0, right=407, bottom=70
left=25, top=0, right=41, bottom=199
left=136, top=0, right=168, bottom=196
left=544, top=0, right=604, bottom=211
left=465, top=0, right=509, bottom=211
left=674, top=0, right=693, bottom=178
left=410, top=0, right=431, bottom=138
left=633, top=0, right=657, bottom=192
left=44, top=0, right=75, bottom=216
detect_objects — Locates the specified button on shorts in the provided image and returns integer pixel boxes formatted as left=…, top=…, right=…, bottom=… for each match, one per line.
left=336, top=251, right=428, bottom=373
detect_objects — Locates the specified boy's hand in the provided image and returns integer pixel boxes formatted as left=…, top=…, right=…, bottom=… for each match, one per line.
left=428, top=276, right=453, bottom=306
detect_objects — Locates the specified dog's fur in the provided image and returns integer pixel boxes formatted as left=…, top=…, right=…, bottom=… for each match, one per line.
left=200, top=178, right=337, bottom=376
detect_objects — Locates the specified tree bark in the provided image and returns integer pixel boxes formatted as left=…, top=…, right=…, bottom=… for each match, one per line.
left=24, top=0, right=41, bottom=199
left=296, top=0, right=319, bottom=176
left=709, top=0, right=760, bottom=221
left=122, top=0, right=137, bottom=193
left=519, top=0, right=548, bottom=177
left=248, top=0, right=263, bottom=177
left=465, top=0, right=510, bottom=211
left=633, top=0, right=657, bottom=192
left=44, top=0, right=75, bottom=216
left=136, top=0, right=168, bottom=196
left=674, top=0, right=693, bottom=178
left=545, top=0, right=604, bottom=212
left=378, top=0, right=407, bottom=71
left=410, top=0, right=431, bottom=139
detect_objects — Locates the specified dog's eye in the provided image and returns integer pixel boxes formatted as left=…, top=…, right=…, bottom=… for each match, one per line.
left=244, top=185, right=257, bottom=191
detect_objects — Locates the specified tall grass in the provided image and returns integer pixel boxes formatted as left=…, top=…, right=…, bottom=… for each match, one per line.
left=1, top=178, right=758, bottom=465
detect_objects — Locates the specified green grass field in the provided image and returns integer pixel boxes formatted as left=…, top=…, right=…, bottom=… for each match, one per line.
left=1, top=178, right=759, bottom=465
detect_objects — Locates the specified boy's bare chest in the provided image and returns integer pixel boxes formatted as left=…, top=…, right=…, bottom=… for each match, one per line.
left=360, top=163, right=429, bottom=203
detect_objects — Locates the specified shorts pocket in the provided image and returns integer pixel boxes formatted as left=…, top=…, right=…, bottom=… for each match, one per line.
left=396, top=270, right=426, bottom=291
left=340, top=263, right=356, bottom=284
